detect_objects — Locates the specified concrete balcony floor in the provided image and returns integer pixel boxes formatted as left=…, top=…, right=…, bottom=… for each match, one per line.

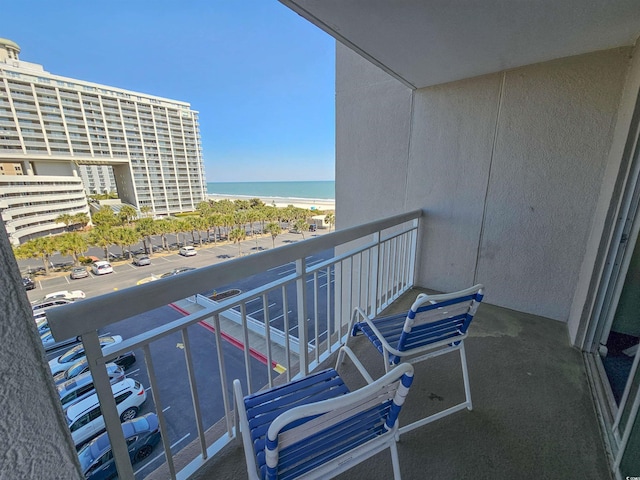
left=157, top=288, right=612, bottom=480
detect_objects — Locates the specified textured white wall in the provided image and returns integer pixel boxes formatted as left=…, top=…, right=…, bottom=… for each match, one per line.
left=0, top=228, right=81, bottom=478
left=336, top=44, right=632, bottom=321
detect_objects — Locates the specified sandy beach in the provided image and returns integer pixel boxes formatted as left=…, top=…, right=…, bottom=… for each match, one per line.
left=207, top=194, right=334, bottom=212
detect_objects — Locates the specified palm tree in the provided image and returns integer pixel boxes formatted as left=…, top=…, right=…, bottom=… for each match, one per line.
left=294, top=218, right=308, bottom=240
left=112, top=227, right=140, bottom=259
left=324, top=212, right=335, bottom=232
left=88, top=226, right=115, bottom=260
left=135, top=218, right=156, bottom=256
left=56, top=213, right=75, bottom=232
left=72, top=212, right=90, bottom=230
left=265, top=222, right=281, bottom=249
left=92, top=205, right=117, bottom=228
left=140, top=205, right=152, bottom=218
left=57, top=232, right=88, bottom=266
left=154, top=219, right=172, bottom=251
left=13, top=238, right=54, bottom=275
left=118, top=205, right=138, bottom=227
left=196, top=201, right=212, bottom=218
left=229, top=227, right=246, bottom=256
left=177, top=219, right=192, bottom=247
left=204, top=213, right=222, bottom=243
left=187, top=216, right=206, bottom=246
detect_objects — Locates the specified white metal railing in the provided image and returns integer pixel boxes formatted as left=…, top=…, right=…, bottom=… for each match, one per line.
left=47, top=210, right=421, bottom=479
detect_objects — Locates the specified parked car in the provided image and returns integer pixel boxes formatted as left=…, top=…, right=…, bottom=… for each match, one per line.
left=22, top=277, right=35, bottom=290
left=179, top=246, right=197, bottom=256
left=53, top=358, right=129, bottom=385
left=132, top=255, right=151, bottom=266
left=57, top=364, right=125, bottom=409
left=44, top=290, right=86, bottom=301
left=32, top=297, right=73, bottom=312
left=91, top=261, right=113, bottom=275
left=70, top=267, right=89, bottom=279
left=160, top=267, right=196, bottom=278
left=77, top=413, right=161, bottom=479
left=309, top=223, right=318, bottom=232
left=66, top=378, right=147, bottom=448
left=41, top=329, right=82, bottom=352
left=49, top=336, right=123, bottom=375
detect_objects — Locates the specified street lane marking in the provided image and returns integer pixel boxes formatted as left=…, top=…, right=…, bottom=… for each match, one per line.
left=171, top=433, right=190, bottom=449
left=270, top=310, right=292, bottom=322
left=247, top=303, right=276, bottom=316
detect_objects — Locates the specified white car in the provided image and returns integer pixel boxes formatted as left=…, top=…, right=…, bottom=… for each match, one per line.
left=49, top=336, right=123, bottom=375
left=179, top=246, right=197, bottom=256
left=91, top=261, right=113, bottom=275
left=66, top=378, right=147, bottom=448
left=44, top=290, right=86, bottom=301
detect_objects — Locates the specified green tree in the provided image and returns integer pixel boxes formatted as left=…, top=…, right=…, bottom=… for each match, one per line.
left=88, top=226, right=115, bottom=260
left=92, top=206, right=117, bottom=228
left=72, top=212, right=90, bottom=230
left=112, top=227, right=140, bottom=259
left=118, top=205, right=138, bottom=227
left=187, top=216, right=206, bottom=246
left=56, top=213, right=75, bottom=232
left=249, top=198, right=265, bottom=209
left=57, top=232, right=88, bottom=266
left=135, top=218, right=156, bottom=256
left=14, top=238, right=54, bottom=275
left=140, top=205, right=152, bottom=218
left=196, top=201, right=212, bottom=218
left=324, top=212, right=335, bottom=232
left=265, top=222, right=281, bottom=249
left=294, top=218, right=308, bottom=240
left=154, top=219, right=172, bottom=251
left=229, top=227, right=246, bottom=256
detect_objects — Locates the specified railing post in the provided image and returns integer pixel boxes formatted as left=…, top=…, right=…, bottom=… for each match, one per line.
left=296, top=257, right=309, bottom=375
left=409, top=218, right=419, bottom=287
left=83, top=331, right=134, bottom=479
left=370, top=231, right=380, bottom=317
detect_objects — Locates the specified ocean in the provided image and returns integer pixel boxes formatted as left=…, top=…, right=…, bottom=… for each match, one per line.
left=207, top=181, right=335, bottom=201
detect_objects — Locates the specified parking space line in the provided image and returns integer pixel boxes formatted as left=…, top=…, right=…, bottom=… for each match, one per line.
left=127, top=368, right=141, bottom=376
left=133, top=433, right=191, bottom=476
left=247, top=303, right=276, bottom=316
left=162, top=406, right=171, bottom=412
left=270, top=310, right=292, bottom=322
left=158, top=257, right=173, bottom=262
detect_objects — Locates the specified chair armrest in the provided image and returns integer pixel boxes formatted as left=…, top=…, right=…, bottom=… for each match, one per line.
left=337, top=346, right=375, bottom=384
left=363, top=317, right=405, bottom=358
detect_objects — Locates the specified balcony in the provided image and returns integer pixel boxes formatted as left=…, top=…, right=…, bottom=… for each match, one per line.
left=40, top=211, right=612, bottom=479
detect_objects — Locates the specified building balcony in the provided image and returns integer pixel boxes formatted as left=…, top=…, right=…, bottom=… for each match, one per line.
left=39, top=211, right=614, bottom=479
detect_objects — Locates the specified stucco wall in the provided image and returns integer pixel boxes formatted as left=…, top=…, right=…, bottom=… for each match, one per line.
left=0, top=227, right=81, bottom=479
left=336, top=44, right=632, bottom=321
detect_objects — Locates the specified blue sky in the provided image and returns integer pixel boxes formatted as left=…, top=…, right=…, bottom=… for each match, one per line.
left=2, top=0, right=336, bottom=182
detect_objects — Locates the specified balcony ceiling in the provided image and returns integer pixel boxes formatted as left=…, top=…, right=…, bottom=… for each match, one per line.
left=280, top=0, right=640, bottom=89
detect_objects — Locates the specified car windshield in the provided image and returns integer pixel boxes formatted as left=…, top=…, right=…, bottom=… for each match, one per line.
left=58, top=344, right=85, bottom=363
left=77, top=441, right=102, bottom=472
left=58, top=337, right=113, bottom=363
left=66, top=360, right=87, bottom=378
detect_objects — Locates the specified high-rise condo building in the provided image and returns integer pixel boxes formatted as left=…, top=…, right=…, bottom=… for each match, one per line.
left=0, top=38, right=206, bottom=245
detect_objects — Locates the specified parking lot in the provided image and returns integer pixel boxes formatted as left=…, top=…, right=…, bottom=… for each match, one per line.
left=29, top=228, right=333, bottom=478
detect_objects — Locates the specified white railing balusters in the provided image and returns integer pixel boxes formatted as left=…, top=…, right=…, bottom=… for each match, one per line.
left=295, top=257, right=309, bottom=376
left=262, top=293, right=274, bottom=388
left=142, top=343, right=176, bottom=479
left=282, top=285, right=292, bottom=382
left=212, top=312, right=233, bottom=437
left=46, top=210, right=422, bottom=480
left=181, top=328, right=207, bottom=460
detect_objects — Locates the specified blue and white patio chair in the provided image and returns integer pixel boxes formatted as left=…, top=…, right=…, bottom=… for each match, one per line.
left=341, top=284, right=484, bottom=435
left=233, top=349, right=414, bottom=480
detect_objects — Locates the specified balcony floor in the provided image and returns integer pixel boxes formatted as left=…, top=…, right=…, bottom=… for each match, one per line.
left=153, top=288, right=612, bottom=480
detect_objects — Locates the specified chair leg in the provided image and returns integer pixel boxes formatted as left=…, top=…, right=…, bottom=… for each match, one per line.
left=389, top=441, right=402, bottom=480
left=460, top=342, right=473, bottom=411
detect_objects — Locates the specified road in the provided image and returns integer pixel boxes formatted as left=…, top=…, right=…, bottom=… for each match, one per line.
left=33, top=229, right=335, bottom=478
